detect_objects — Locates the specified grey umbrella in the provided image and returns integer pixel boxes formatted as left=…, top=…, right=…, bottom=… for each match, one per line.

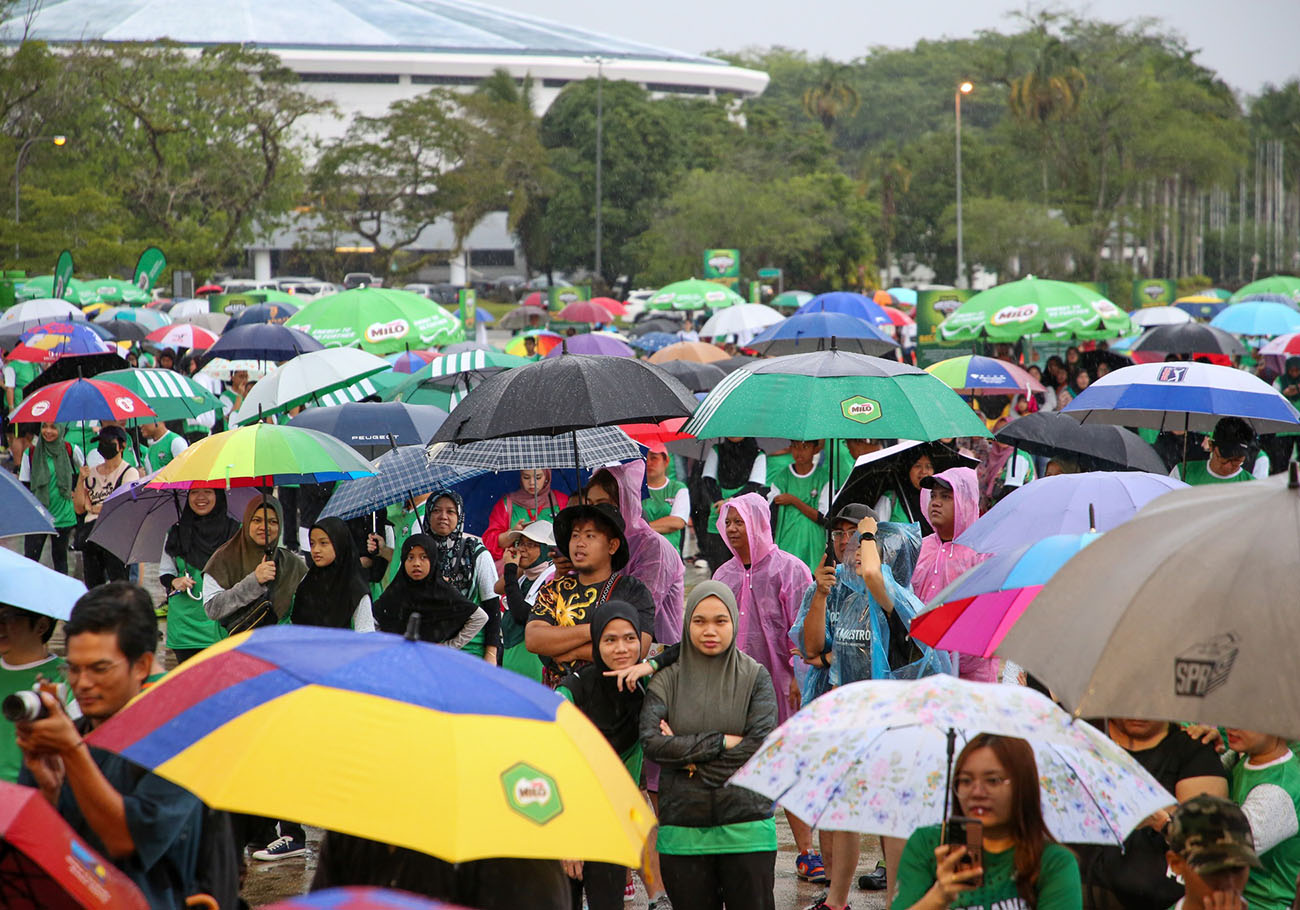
left=997, top=466, right=1300, bottom=737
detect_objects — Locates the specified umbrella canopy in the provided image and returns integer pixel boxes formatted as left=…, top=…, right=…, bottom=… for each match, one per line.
left=795, top=292, right=892, bottom=328
left=1129, top=306, right=1192, bottom=328
left=10, top=377, right=155, bottom=424
left=1259, top=332, right=1300, bottom=373
left=1209, top=301, right=1300, bottom=337
left=502, top=330, right=562, bottom=357
left=386, top=349, right=440, bottom=373
left=0, top=469, right=55, bottom=538
left=1130, top=323, right=1247, bottom=358
left=627, top=317, right=682, bottom=336
left=320, top=445, right=483, bottom=522
left=555, top=300, right=614, bottom=324
left=21, top=352, right=130, bottom=395
left=955, top=471, right=1186, bottom=554
left=1175, top=299, right=1228, bottom=321
left=93, top=306, right=171, bottom=331
left=880, top=305, right=913, bottom=326
left=265, top=888, right=464, bottom=910
left=9, top=322, right=112, bottom=363
left=646, top=341, right=729, bottom=364
left=15, top=277, right=98, bottom=305
left=228, top=302, right=299, bottom=328
left=770, top=290, right=814, bottom=310
left=144, top=324, right=219, bottom=351
left=289, top=402, right=450, bottom=459
left=993, top=411, right=1168, bottom=473
left=83, top=277, right=150, bottom=305
left=912, top=533, right=1100, bottom=658
left=1235, top=293, right=1300, bottom=310
left=653, top=359, right=727, bottom=393
left=748, top=311, right=897, bottom=357
left=698, top=303, right=784, bottom=339
left=230, top=348, right=391, bottom=425
left=393, top=350, right=532, bottom=408
left=618, top=417, right=693, bottom=449
left=172, top=311, right=230, bottom=333
left=925, top=355, right=1044, bottom=394
left=0, top=780, right=148, bottom=909
left=1230, top=275, right=1300, bottom=303
left=589, top=296, right=628, bottom=317
left=627, top=331, right=679, bottom=354
left=886, top=287, right=918, bottom=308
left=684, top=351, right=992, bottom=443
left=998, top=469, right=1300, bottom=737
left=429, top=354, right=697, bottom=443
left=202, top=323, right=324, bottom=364
left=938, top=277, right=1130, bottom=342
left=285, top=288, right=465, bottom=354
left=829, top=440, right=979, bottom=518
left=147, top=424, right=376, bottom=489
left=0, top=298, right=85, bottom=330
left=95, top=368, right=221, bottom=423
left=98, top=320, right=151, bottom=346
left=0, top=548, right=87, bottom=621
left=519, top=291, right=545, bottom=308
left=199, top=358, right=267, bottom=381
left=543, top=333, right=634, bottom=358
left=645, top=278, right=745, bottom=311
left=87, top=626, right=655, bottom=866
left=730, top=675, right=1172, bottom=844
left=497, top=305, right=546, bottom=331
left=1062, top=361, right=1300, bottom=433
left=427, top=426, right=642, bottom=473
left=161, top=298, right=212, bottom=317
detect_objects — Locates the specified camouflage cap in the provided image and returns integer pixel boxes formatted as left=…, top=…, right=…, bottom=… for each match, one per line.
left=1168, top=794, right=1262, bottom=875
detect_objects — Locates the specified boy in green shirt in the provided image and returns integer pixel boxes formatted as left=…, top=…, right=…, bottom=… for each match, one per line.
left=0, top=604, right=75, bottom=783
left=643, top=448, right=689, bottom=551
left=139, top=420, right=188, bottom=473
left=1223, top=729, right=1300, bottom=910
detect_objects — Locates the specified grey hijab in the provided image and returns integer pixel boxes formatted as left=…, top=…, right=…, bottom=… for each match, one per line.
left=649, top=580, right=762, bottom=736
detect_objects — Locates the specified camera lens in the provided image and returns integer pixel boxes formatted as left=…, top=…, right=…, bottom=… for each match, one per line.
left=1, top=690, right=46, bottom=723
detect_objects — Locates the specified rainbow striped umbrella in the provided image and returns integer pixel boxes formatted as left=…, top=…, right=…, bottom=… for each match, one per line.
left=503, top=330, right=562, bottom=357
left=147, top=423, right=375, bottom=489
left=87, top=627, right=655, bottom=867
left=925, top=354, right=1045, bottom=394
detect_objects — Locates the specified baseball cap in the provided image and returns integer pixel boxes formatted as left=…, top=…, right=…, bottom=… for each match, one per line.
left=499, top=520, right=557, bottom=549
left=831, top=503, right=873, bottom=526
left=1168, top=795, right=1263, bottom=875
left=919, top=475, right=953, bottom=492
left=1210, top=416, right=1254, bottom=459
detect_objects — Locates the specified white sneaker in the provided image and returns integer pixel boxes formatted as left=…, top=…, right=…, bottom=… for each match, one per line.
left=251, top=835, right=306, bottom=861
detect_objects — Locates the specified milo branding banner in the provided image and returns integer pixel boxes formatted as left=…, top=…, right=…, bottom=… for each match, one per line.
left=915, top=288, right=973, bottom=366
left=132, top=246, right=167, bottom=291
left=547, top=285, right=588, bottom=312
left=702, top=248, right=741, bottom=284
left=1132, top=279, right=1177, bottom=309
left=212, top=293, right=260, bottom=316
left=458, top=287, right=477, bottom=330
left=52, top=250, right=74, bottom=299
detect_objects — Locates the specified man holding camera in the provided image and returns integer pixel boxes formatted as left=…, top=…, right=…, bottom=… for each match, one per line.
left=14, top=582, right=205, bottom=909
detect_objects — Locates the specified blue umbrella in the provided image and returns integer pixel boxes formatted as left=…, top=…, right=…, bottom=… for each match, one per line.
left=1209, top=302, right=1300, bottom=337
left=228, top=302, right=299, bottom=328
left=474, top=307, right=495, bottom=324
left=201, top=323, right=323, bottom=363
left=0, top=469, right=56, bottom=538
left=795, top=291, right=892, bottom=328
left=628, top=331, right=679, bottom=353
left=0, top=547, right=87, bottom=620
left=748, top=311, right=897, bottom=356
left=288, top=402, right=450, bottom=459
left=887, top=287, right=918, bottom=307
left=320, top=445, right=485, bottom=522
left=1174, top=300, right=1227, bottom=321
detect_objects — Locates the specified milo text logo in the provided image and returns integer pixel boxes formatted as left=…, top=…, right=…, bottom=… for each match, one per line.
left=114, top=397, right=136, bottom=413
left=990, top=304, right=1038, bottom=326
left=30, top=400, right=50, bottom=417
left=364, top=319, right=409, bottom=343
left=501, top=762, right=563, bottom=825
left=840, top=395, right=882, bottom=425
left=708, top=253, right=736, bottom=272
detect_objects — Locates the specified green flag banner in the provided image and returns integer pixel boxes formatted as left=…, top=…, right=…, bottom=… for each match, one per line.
left=133, top=246, right=167, bottom=292
left=52, top=250, right=74, bottom=299
left=458, top=288, right=477, bottom=330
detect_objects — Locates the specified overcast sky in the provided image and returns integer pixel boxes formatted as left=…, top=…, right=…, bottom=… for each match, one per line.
left=489, top=0, right=1299, bottom=95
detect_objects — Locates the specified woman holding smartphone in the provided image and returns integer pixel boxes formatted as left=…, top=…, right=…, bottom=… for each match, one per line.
left=893, top=734, right=1081, bottom=910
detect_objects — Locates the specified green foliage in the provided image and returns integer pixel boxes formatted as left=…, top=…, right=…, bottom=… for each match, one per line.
left=939, top=197, right=1090, bottom=278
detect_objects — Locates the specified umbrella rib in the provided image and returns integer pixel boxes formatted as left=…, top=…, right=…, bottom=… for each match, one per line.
left=1041, top=740, right=1126, bottom=845
left=785, top=723, right=904, bottom=831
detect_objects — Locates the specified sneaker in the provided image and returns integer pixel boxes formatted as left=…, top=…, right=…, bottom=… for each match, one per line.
left=805, top=898, right=850, bottom=910
left=624, top=878, right=637, bottom=901
left=251, top=835, right=306, bottom=861
left=154, top=603, right=168, bottom=618
left=796, top=851, right=829, bottom=884
left=647, top=896, right=673, bottom=910
left=858, top=863, right=887, bottom=891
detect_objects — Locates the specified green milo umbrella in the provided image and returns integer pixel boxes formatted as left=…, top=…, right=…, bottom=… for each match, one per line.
left=285, top=287, right=465, bottom=354
left=1230, top=276, right=1300, bottom=303
left=15, top=275, right=98, bottom=305
left=770, top=290, right=814, bottom=310
left=97, top=368, right=221, bottom=422
left=84, top=278, right=152, bottom=305
left=683, top=349, right=991, bottom=442
left=937, top=276, right=1130, bottom=343
left=646, top=279, right=745, bottom=311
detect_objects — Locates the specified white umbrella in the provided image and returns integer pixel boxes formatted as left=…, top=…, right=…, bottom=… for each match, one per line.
left=1128, top=306, right=1191, bottom=328
left=231, top=348, right=390, bottom=425
left=731, top=674, right=1173, bottom=844
left=173, top=312, right=231, bottom=333
left=167, top=298, right=212, bottom=318
left=699, top=303, right=784, bottom=346
left=0, top=297, right=85, bottom=326
left=199, top=358, right=267, bottom=381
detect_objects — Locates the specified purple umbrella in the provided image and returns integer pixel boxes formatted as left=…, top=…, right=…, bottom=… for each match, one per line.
left=955, top=471, right=1186, bottom=555
left=545, top=333, right=635, bottom=358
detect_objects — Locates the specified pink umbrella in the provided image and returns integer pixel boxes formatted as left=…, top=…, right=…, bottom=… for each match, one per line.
left=556, top=300, right=614, bottom=324
left=880, top=305, right=914, bottom=327
left=145, top=324, right=219, bottom=351
left=521, top=291, right=545, bottom=308
left=590, top=296, right=628, bottom=317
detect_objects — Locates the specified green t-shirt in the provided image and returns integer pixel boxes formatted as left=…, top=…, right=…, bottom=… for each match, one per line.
left=643, top=476, right=687, bottom=551
left=164, top=555, right=228, bottom=651
left=893, top=825, right=1082, bottom=910
left=0, top=655, right=74, bottom=783
left=25, top=447, right=78, bottom=528
left=1175, top=461, right=1255, bottom=486
left=145, top=430, right=185, bottom=474
left=656, top=817, right=777, bottom=856
left=1230, top=754, right=1300, bottom=910
left=5, top=359, right=41, bottom=401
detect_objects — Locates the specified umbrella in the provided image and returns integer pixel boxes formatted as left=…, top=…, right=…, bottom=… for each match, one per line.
left=172, top=312, right=230, bottom=333
left=829, top=440, right=979, bottom=518
left=1129, top=323, right=1246, bottom=358
left=555, top=300, right=614, bottom=324
left=230, top=348, right=392, bottom=424
left=496, top=306, right=545, bottom=331
left=502, top=330, right=562, bottom=357
left=1062, top=361, right=1300, bottom=433
left=589, top=296, right=628, bottom=318
left=1234, top=292, right=1300, bottom=310
left=653, top=359, right=727, bottom=393
left=955, top=471, right=1186, bottom=554
left=646, top=341, right=728, bottom=365
left=199, top=358, right=267, bottom=381
left=320, top=445, right=484, bottom=522
left=993, top=411, right=1167, bottom=473
left=698, top=303, right=784, bottom=340
left=92, top=368, right=220, bottom=424
left=1230, top=275, right=1300, bottom=303
left=880, top=305, right=913, bottom=326
left=265, top=888, right=465, bottom=910
left=201, top=323, right=324, bottom=364
left=15, top=277, right=98, bottom=305
left=627, top=332, right=679, bottom=354
left=285, top=288, right=465, bottom=354
left=21, top=352, right=131, bottom=395
left=937, top=276, right=1130, bottom=343
left=0, top=548, right=87, bottom=621
left=228, top=302, right=299, bottom=328
left=684, top=350, right=991, bottom=444
left=645, top=278, right=744, bottom=311
left=9, top=323, right=112, bottom=363
left=87, top=625, right=655, bottom=866
left=0, top=780, right=148, bottom=909
left=795, top=292, right=892, bottom=329
left=427, top=426, right=643, bottom=473
left=289, top=402, right=450, bottom=459
left=730, top=674, right=1172, bottom=844
left=1259, top=332, right=1300, bottom=373
left=1174, top=299, right=1228, bottom=321
left=97, top=320, right=151, bottom=345
left=393, top=350, right=532, bottom=409
left=886, top=287, right=917, bottom=308
left=147, top=424, right=376, bottom=489
left=0, top=299, right=85, bottom=330
left=999, top=468, right=1300, bottom=736
left=0, top=469, right=55, bottom=538
left=1209, top=301, right=1300, bottom=337
left=10, top=377, right=155, bottom=425
left=912, top=533, right=1100, bottom=658
left=84, top=277, right=150, bottom=305
left=145, top=324, right=219, bottom=351
left=386, top=349, right=440, bottom=373
left=618, top=418, right=693, bottom=449
left=925, top=355, right=1044, bottom=394
left=627, top=317, right=682, bottom=337
left=748, top=311, right=898, bottom=357
left=770, top=290, right=813, bottom=310
left=1129, top=306, right=1192, bottom=328
left=93, top=306, right=171, bottom=331
left=543, top=332, right=634, bottom=358
left=164, top=298, right=213, bottom=317
left=439, top=341, right=500, bottom=355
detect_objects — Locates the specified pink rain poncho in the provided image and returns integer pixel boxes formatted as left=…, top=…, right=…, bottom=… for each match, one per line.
left=911, top=466, right=994, bottom=682
left=713, top=492, right=813, bottom=723
left=605, top=459, right=686, bottom=644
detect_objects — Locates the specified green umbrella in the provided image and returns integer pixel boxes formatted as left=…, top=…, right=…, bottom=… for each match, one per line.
left=770, top=290, right=813, bottom=310
left=937, top=276, right=1130, bottom=343
left=97, top=368, right=221, bottom=422
left=646, top=279, right=745, bottom=311
left=284, top=287, right=465, bottom=354
left=683, top=349, right=991, bottom=442
left=243, top=289, right=302, bottom=305
left=84, top=278, right=152, bottom=305
left=1230, top=276, right=1300, bottom=303
left=15, top=275, right=98, bottom=305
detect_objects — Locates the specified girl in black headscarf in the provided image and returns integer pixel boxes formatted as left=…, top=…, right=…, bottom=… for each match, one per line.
left=373, top=534, right=487, bottom=647
left=292, top=517, right=373, bottom=631
left=159, top=488, right=241, bottom=663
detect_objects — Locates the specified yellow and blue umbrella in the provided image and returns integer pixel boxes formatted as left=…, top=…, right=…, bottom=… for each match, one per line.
left=87, top=626, right=655, bottom=867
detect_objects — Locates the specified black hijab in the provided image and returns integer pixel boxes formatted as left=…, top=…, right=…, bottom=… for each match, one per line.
left=293, top=517, right=369, bottom=629
left=373, top=534, right=481, bottom=643
left=715, top=437, right=760, bottom=489
left=164, top=490, right=241, bottom=572
left=557, top=600, right=644, bottom=755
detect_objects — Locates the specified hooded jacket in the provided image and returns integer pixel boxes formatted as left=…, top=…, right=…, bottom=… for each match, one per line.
left=604, top=460, right=686, bottom=644
left=711, top=492, right=813, bottom=724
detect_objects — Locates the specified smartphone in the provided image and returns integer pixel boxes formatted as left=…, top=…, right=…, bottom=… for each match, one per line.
left=945, top=816, right=984, bottom=887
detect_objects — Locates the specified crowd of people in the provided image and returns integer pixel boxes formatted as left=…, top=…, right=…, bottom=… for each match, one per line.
left=1, top=328, right=1298, bottom=910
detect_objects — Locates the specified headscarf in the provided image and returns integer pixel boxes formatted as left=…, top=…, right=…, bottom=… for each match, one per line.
left=714, top=437, right=760, bottom=489
left=292, top=517, right=369, bottom=628
left=423, top=489, right=486, bottom=597
left=203, top=495, right=307, bottom=620
left=980, top=417, right=1016, bottom=504
left=163, top=489, right=240, bottom=573
left=520, top=542, right=553, bottom=582
left=507, top=469, right=554, bottom=512
left=603, top=460, right=686, bottom=644
left=557, top=600, right=644, bottom=755
left=649, top=581, right=762, bottom=737
left=28, top=425, right=73, bottom=505
left=373, top=534, right=481, bottom=642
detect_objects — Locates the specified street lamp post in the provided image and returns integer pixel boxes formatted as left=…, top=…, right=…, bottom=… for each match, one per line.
left=14, top=134, right=67, bottom=259
left=582, top=56, right=607, bottom=284
left=955, top=82, right=973, bottom=289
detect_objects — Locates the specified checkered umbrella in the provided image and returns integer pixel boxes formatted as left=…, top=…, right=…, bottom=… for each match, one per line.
left=320, top=446, right=485, bottom=522
left=426, top=426, right=642, bottom=473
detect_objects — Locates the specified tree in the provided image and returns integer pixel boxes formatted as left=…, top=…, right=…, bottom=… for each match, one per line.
left=801, top=60, right=861, bottom=131
left=940, top=197, right=1090, bottom=278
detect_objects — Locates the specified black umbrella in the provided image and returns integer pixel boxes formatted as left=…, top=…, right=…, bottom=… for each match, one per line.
left=655, top=359, right=727, bottom=393
left=994, top=411, right=1168, bottom=473
left=24, top=351, right=130, bottom=394
left=1130, top=323, right=1246, bottom=358
left=829, top=439, right=979, bottom=526
left=99, top=319, right=150, bottom=344
left=628, top=317, right=682, bottom=336
left=716, top=354, right=759, bottom=374
left=288, top=402, right=450, bottom=459
left=201, top=324, right=323, bottom=364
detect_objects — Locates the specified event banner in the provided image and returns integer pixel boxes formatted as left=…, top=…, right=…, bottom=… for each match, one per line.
left=1131, top=278, right=1177, bottom=308
left=52, top=250, right=74, bottom=299
left=914, top=288, right=973, bottom=365
left=133, top=246, right=167, bottom=291
left=547, top=285, right=588, bottom=311
left=459, top=287, right=477, bottom=330
left=702, top=248, right=741, bottom=289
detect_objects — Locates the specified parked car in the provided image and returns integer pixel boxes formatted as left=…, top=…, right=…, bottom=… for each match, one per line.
left=343, top=272, right=382, bottom=289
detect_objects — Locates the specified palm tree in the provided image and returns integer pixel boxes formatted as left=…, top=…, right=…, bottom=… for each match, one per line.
left=1008, top=37, right=1087, bottom=198
left=802, top=61, right=861, bottom=131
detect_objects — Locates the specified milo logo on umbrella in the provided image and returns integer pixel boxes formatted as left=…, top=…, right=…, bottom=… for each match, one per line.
left=1092, top=300, right=1121, bottom=317
left=30, top=401, right=50, bottom=417
left=990, top=304, right=1038, bottom=326
left=840, top=395, right=882, bottom=425
left=502, top=762, right=563, bottom=825
left=365, top=319, right=409, bottom=343
left=114, top=397, right=136, bottom=413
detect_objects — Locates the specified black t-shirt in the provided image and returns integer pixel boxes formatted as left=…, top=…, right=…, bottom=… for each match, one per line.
left=528, top=571, right=654, bottom=679
left=1075, top=722, right=1228, bottom=910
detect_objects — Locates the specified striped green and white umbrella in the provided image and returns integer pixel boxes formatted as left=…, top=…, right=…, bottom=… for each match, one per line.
left=97, top=368, right=221, bottom=422
left=232, top=348, right=390, bottom=425
left=389, top=350, right=531, bottom=409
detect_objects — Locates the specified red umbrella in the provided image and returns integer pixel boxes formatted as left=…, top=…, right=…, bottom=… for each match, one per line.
left=146, top=324, right=219, bottom=350
left=0, top=780, right=149, bottom=909
left=195, top=284, right=224, bottom=296
left=10, top=378, right=156, bottom=424
left=556, top=301, right=612, bottom=324
left=880, top=305, right=915, bottom=327
left=619, top=417, right=694, bottom=452
left=520, top=291, right=545, bottom=308
left=590, top=296, right=628, bottom=317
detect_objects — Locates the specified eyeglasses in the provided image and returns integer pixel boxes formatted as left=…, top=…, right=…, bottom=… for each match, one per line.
left=65, top=659, right=127, bottom=682
left=954, top=774, right=1011, bottom=791
left=830, top=530, right=854, bottom=541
